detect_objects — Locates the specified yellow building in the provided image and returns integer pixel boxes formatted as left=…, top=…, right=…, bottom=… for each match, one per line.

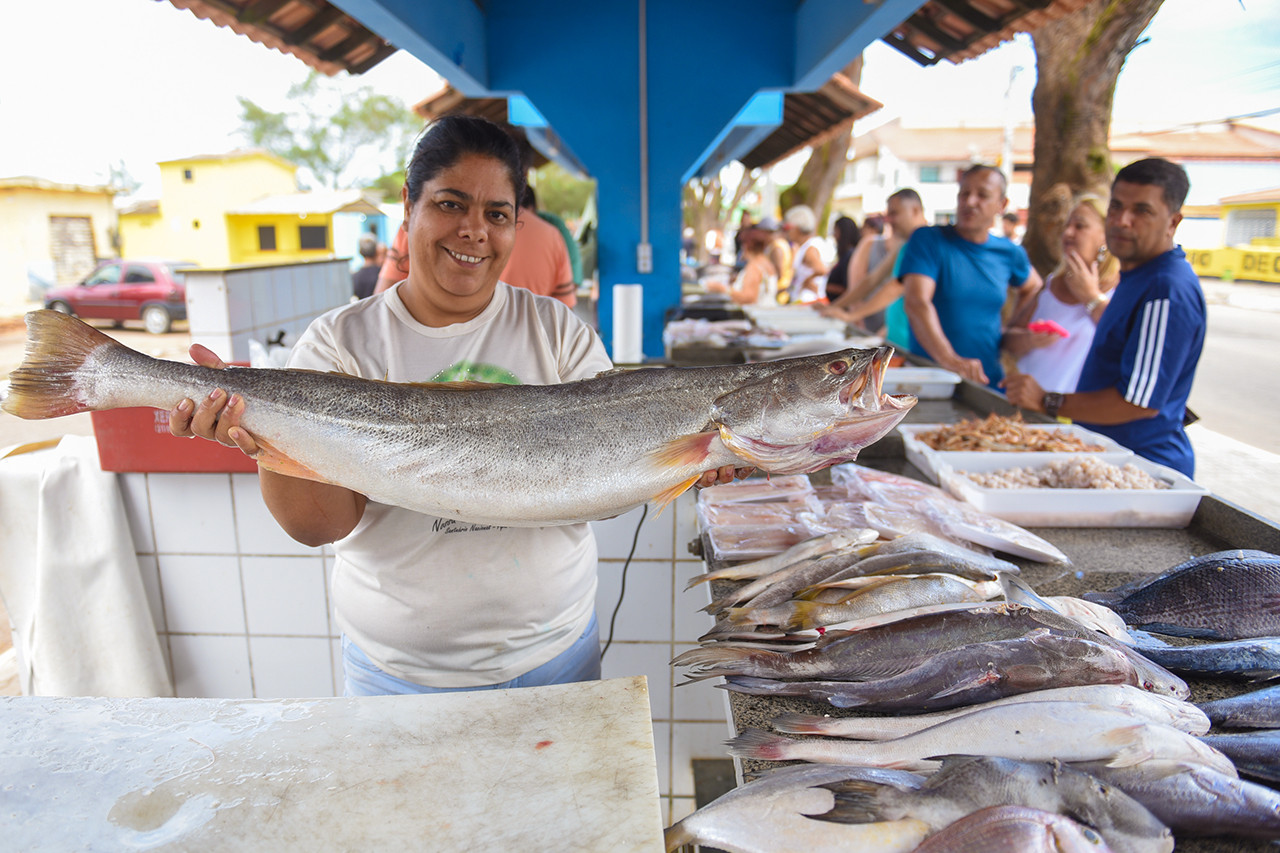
left=0, top=177, right=117, bottom=308
left=119, top=150, right=299, bottom=267
left=119, top=150, right=382, bottom=268
left=1186, top=187, right=1280, bottom=284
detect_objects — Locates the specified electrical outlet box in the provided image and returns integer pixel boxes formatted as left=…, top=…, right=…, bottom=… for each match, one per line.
left=636, top=242, right=653, bottom=274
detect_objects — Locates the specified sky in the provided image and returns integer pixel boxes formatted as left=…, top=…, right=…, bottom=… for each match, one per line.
left=1, top=0, right=1277, bottom=199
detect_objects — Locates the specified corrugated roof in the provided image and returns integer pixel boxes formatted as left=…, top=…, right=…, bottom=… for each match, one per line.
left=227, top=189, right=383, bottom=216
left=1110, top=124, right=1280, bottom=161
left=157, top=148, right=298, bottom=170
left=1220, top=187, right=1280, bottom=205
left=885, top=0, right=1092, bottom=66
left=165, top=0, right=396, bottom=75
left=852, top=118, right=1034, bottom=163
left=0, top=176, right=115, bottom=194
left=738, top=73, right=883, bottom=171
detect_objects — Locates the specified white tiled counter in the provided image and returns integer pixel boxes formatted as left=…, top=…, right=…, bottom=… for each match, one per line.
left=114, top=472, right=728, bottom=824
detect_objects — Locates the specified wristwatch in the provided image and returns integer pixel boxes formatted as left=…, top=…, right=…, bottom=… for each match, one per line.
left=1043, top=391, right=1065, bottom=418
left=1085, top=293, right=1110, bottom=313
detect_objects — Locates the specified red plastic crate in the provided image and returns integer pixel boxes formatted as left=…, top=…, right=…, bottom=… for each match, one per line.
left=91, top=407, right=258, bottom=473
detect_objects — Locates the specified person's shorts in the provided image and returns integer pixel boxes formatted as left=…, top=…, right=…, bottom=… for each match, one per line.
left=341, top=612, right=601, bottom=696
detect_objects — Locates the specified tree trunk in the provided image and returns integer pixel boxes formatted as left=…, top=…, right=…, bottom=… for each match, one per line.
left=779, top=56, right=864, bottom=234
left=1024, top=0, right=1165, bottom=276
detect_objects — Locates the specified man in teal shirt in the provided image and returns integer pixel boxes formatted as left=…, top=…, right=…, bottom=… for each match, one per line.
left=899, top=165, right=1042, bottom=386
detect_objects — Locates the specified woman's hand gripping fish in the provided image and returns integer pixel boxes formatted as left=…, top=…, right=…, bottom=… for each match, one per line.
left=1, top=310, right=915, bottom=527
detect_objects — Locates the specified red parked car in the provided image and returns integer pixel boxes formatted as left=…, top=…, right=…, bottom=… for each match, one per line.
left=43, top=259, right=197, bottom=334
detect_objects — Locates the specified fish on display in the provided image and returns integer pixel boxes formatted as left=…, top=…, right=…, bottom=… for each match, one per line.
left=1198, top=684, right=1280, bottom=729
left=834, top=464, right=1070, bottom=564
left=774, top=684, right=1210, bottom=739
left=725, top=701, right=1234, bottom=774
left=662, top=763, right=929, bottom=853
left=1127, top=634, right=1280, bottom=681
left=812, top=756, right=1169, bottom=853
left=724, top=573, right=1003, bottom=632
left=721, top=633, right=1144, bottom=712
left=908, top=805, right=1115, bottom=853
left=1076, top=759, right=1280, bottom=840
left=1083, top=550, right=1280, bottom=640
left=702, top=550, right=869, bottom=615
left=675, top=604, right=1188, bottom=698
left=1, top=310, right=916, bottom=527
left=1198, top=730, right=1280, bottom=784
left=684, top=528, right=877, bottom=589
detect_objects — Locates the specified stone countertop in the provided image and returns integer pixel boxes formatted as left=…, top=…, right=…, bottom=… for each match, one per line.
left=693, top=378, right=1280, bottom=853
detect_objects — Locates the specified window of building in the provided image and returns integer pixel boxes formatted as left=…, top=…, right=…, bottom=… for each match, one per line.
left=1226, top=209, right=1276, bottom=247
left=183, top=169, right=193, bottom=182
left=919, top=165, right=941, bottom=183
left=258, top=225, right=277, bottom=251
left=299, top=225, right=328, bottom=250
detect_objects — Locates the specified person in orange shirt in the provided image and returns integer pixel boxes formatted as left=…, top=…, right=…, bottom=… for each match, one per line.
left=501, top=186, right=576, bottom=307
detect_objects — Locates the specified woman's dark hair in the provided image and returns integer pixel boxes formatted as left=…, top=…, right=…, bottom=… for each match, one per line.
left=832, top=216, right=860, bottom=256
left=862, top=214, right=885, bottom=236
left=404, top=114, right=526, bottom=206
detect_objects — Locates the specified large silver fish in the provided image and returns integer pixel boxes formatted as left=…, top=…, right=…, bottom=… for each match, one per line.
left=662, top=763, right=930, bottom=853
left=1198, top=684, right=1280, bottom=729
left=1, top=310, right=915, bottom=526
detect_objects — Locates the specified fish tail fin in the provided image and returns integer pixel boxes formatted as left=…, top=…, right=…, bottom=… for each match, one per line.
left=725, top=728, right=796, bottom=761
left=663, top=820, right=697, bottom=851
left=2, top=310, right=116, bottom=419
left=670, top=645, right=773, bottom=680
left=814, top=779, right=886, bottom=824
left=772, top=712, right=832, bottom=735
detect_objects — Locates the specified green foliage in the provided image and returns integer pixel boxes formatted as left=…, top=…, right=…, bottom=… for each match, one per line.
left=369, top=170, right=407, bottom=204
left=532, top=162, right=595, bottom=219
left=238, top=71, right=421, bottom=191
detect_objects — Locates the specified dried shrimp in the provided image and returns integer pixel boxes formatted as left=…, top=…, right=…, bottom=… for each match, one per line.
left=916, top=413, right=1105, bottom=452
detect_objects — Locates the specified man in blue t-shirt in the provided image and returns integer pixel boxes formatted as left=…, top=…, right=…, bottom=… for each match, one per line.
left=899, top=165, right=1042, bottom=387
left=1004, top=158, right=1206, bottom=477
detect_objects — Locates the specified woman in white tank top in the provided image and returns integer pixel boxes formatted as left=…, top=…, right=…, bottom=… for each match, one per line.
left=1003, top=193, right=1120, bottom=393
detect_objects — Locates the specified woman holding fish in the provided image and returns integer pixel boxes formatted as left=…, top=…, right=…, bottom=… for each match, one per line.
left=166, top=116, right=743, bottom=696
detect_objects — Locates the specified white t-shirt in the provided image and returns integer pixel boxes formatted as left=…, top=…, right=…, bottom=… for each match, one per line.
left=791, top=235, right=829, bottom=302
left=287, top=281, right=613, bottom=687
left=1015, top=275, right=1101, bottom=393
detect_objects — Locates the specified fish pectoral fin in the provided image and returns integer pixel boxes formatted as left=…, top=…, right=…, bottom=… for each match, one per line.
left=928, top=667, right=1002, bottom=699
left=650, top=431, right=719, bottom=469
left=252, top=438, right=328, bottom=484
left=1103, top=726, right=1155, bottom=768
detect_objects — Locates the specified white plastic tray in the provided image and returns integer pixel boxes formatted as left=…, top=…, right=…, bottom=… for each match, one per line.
left=935, top=454, right=1209, bottom=528
left=883, top=367, right=961, bottom=400
left=898, top=423, right=1131, bottom=484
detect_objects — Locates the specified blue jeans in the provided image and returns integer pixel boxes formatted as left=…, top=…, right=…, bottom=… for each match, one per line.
left=341, top=612, right=601, bottom=696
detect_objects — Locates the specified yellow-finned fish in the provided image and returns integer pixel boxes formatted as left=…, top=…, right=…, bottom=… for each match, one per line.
left=1, top=310, right=915, bottom=526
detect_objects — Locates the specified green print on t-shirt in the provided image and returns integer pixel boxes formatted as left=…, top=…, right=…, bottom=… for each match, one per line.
left=431, top=360, right=521, bottom=385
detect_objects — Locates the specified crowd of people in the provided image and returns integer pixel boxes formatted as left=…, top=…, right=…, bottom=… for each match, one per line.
left=722, top=155, right=1205, bottom=478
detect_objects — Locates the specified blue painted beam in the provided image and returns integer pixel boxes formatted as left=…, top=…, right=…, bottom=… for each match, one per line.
left=330, top=0, right=491, bottom=94
left=792, top=0, right=923, bottom=91
left=686, top=91, right=785, bottom=183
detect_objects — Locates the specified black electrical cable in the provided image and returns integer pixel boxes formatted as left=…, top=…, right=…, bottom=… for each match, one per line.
left=600, top=503, right=648, bottom=662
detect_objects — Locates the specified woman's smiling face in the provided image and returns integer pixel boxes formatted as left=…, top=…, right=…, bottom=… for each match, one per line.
left=400, top=152, right=518, bottom=326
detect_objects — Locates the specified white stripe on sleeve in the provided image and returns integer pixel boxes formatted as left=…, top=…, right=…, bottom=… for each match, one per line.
left=1125, top=298, right=1169, bottom=408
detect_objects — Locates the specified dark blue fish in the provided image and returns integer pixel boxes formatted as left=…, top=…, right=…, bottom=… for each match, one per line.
left=1084, top=550, right=1280, bottom=640
left=1199, top=730, right=1280, bottom=785
left=1198, top=685, right=1280, bottom=729
left=1128, top=634, right=1280, bottom=681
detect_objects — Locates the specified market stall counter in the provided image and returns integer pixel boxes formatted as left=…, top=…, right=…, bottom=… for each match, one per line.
left=2, top=676, right=663, bottom=851
left=689, top=377, right=1280, bottom=853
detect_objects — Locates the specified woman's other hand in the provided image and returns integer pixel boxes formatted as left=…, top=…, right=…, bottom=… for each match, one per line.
left=695, top=465, right=756, bottom=489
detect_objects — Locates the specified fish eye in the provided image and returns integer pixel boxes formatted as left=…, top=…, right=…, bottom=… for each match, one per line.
left=1081, top=826, right=1104, bottom=845
left=827, top=360, right=849, bottom=375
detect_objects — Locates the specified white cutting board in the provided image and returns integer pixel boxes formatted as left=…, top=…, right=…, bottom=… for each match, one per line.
left=1, top=676, right=663, bottom=851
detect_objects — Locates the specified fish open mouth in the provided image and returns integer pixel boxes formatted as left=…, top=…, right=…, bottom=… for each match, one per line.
left=839, top=347, right=916, bottom=414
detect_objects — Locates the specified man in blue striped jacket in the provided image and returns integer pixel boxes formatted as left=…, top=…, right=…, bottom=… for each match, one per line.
left=1004, top=158, right=1205, bottom=477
